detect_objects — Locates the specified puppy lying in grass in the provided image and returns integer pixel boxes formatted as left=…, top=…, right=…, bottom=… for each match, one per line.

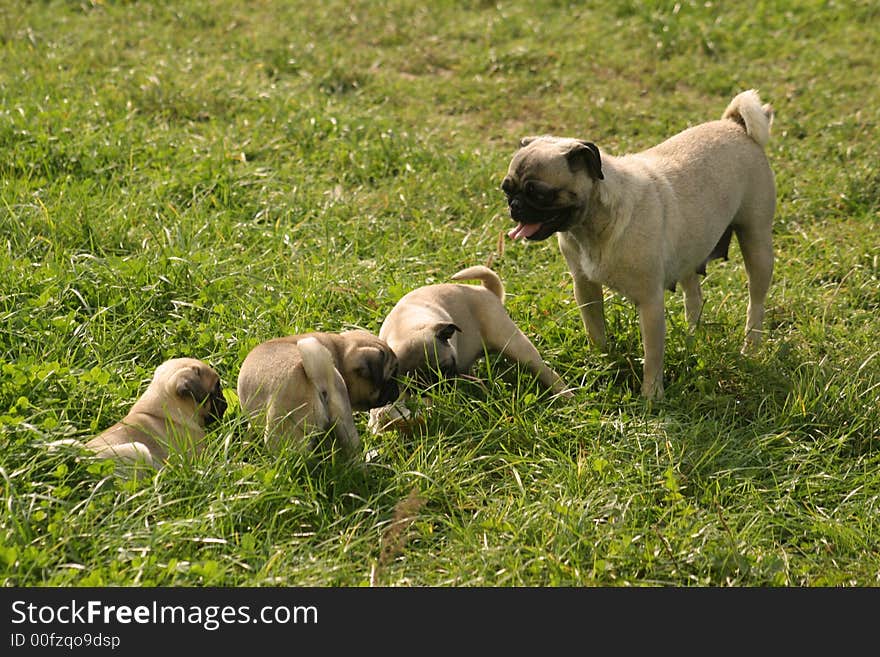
left=52, top=358, right=227, bottom=478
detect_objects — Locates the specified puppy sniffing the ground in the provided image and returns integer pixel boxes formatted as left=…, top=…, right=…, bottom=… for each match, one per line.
left=83, top=358, right=227, bottom=474
left=503, top=90, right=776, bottom=400
left=369, top=265, right=571, bottom=432
left=237, top=330, right=399, bottom=459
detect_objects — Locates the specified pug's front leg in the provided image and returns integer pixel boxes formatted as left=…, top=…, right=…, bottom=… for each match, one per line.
left=560, top=238, right=607, bottom=351
left=637, top=295, right=666, bottom=401
left=574, top=277, right=607, bottom=351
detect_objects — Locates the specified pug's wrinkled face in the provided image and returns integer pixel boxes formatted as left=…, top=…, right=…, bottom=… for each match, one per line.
left=503, top=136, right=604, bottom=241
left=339, top=331, right=400, bottom=411
left=392, top=322, right=462, bottom=387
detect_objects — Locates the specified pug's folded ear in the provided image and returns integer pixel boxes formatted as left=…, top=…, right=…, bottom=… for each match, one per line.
left=353, top=346, right=391, bottom=388
left=434, top=323, right=461, bottom=343
left=176, top=368, right=210, bottom=405
left=566, top=140, right=604, bottom=180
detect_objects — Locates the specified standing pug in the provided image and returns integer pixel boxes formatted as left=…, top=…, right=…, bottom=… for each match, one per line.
left=237, top=330, right=399, bottom=459
left=502, top=90, right=776, bottom=400
left=84, top=357, right=227, bottom=474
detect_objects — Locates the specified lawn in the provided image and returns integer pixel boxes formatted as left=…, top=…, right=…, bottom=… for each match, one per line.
left=1, top=0, right=878, bottom=586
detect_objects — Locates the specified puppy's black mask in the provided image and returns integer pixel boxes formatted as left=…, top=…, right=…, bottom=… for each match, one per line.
left=367, top=355, right=400, bottom=408
left=206, top=383, right=228, bottom=425
left=178, top=371, right=227, bottom=426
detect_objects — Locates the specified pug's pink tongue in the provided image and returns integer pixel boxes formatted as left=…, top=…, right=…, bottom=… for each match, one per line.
left=508, top=222, right=541, bottom=240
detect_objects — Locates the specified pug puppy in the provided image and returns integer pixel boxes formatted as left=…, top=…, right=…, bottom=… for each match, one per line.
left=83, top=358, right=227, bottom=474
left=237, top=330, right=399, bottom=459
left=374, top=265, right=571, bottom=415
left=503, top=89, right=776, bottom=400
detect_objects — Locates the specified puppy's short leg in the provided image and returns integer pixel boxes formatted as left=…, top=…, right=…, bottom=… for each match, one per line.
left=488, top=325, right=573, bottom=397
left=736, top=225, right=774, bottom=352
left=680, top=273, right=704, bottom=330
left=263, top=401, right=312, bottom=453
left=577, top=279, right=606, bottom=349
left=91, top=442, right=160, bottom=479
left=572, top=277, right=607, bottom=350
left=323, top=368, right=361, bottom=459
left=638, top=294, right=666, bottom=400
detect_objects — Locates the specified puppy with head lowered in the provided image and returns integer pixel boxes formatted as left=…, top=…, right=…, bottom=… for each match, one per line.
left=503, top=90, right=776, bottom=400
left=237, top=330, right=399, bottom=460
left=370, top=265, right=571, bottom=431
left=83, top=358, right=227, bottom=475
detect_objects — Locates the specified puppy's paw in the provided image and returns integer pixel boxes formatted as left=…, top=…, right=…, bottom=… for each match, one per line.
left=368, top=398, right=428, bottom=436
left=368, top=400, right=412, bottom=434
left=43, top=438, right=85, bottom=453
left=554, top=386, right=576, bottom=399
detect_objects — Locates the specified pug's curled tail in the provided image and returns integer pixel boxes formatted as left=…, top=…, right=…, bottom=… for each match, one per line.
left=297, top=337, right=336, bottom=392
left=722, top=89, right=773, bottom=149
left=451, top=265, right=505, bottom=303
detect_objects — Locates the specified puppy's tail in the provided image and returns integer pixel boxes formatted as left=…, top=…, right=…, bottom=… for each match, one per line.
left=722, top=89, right=774, bottom=148
left=297, top=337, right=337, bottom=392
left=297, top=336, right=360, bottom=451
left=450, top=265, right=505, bottom=303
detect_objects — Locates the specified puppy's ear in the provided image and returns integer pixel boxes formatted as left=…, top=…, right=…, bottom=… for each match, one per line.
left=175, top=368, right=210, bottom=404
left=566, top=140, right=604, bottom=180
left=353, top=347, right=390, bottom=388
left=434, top=323, right=461, bottom=343
left=519, top=136, right=539, bottom=148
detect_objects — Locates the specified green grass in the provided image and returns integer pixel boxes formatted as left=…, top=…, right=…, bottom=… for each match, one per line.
left=1, top=0, right=878, bottom=586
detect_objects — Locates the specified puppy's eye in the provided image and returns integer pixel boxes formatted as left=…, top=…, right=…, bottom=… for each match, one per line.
left=501, top=177, right=516, bottom=196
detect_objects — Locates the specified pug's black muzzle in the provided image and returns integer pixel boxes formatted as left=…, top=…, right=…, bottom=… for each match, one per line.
left=206, top=389, right=228, bottom=425
left=377, top=380, right=400, bottom=407
left=507, top=197, right=576, bottom=241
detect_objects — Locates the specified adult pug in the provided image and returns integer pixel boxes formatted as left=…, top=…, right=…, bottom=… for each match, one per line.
left=237, top=330, right=399, bottom=458
left=84, top=358, right=227, bottom=473
left=503, top=90, right=775, bottom=400
left=377, top=265, right=571, bottom=396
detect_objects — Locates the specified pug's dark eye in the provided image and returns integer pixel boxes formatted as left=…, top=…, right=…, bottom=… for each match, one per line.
left=523, top=181, right=548, bottom=201
left=501, top=177, right=516, bottom=196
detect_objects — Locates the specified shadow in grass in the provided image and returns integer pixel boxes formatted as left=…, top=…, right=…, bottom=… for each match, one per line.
left=648, top=329, right=877, bottom=494
left=663, top=337, right=796, bottom=426
left=381, top=361, right=576, bottom=450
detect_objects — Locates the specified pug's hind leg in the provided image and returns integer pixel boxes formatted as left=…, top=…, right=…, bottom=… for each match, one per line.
left=680, top=273, right=704, bottom=331
left=323, top=369, right=362, bottom=459
left=264, top=401, right=312, bottom=454
left=736, top=224, right=774, bottom=353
